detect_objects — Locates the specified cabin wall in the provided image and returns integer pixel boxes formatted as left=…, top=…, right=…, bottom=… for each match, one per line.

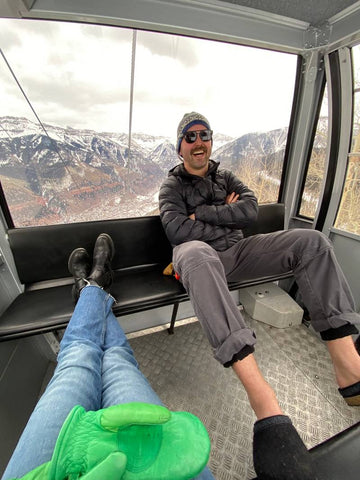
left=0, top=336, right=53, bottom=476
left=0, top=219, right=22, bottom=317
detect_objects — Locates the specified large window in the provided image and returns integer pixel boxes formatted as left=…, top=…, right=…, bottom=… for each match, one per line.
left=0, top=19, right=297, bottom=227
left=334, top=44, right=360, bottom=236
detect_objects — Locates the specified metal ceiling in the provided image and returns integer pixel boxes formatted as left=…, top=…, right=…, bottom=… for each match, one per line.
left=1, top=0, right=360, bottom=54
left=216, top=0, right=360, bottom=25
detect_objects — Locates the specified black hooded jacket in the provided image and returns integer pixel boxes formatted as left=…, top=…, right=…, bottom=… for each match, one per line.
left=159, top=160, right=258, bottom=252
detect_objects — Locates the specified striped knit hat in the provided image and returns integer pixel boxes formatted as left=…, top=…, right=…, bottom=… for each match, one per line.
left=176, top=112, right=211, bottom=153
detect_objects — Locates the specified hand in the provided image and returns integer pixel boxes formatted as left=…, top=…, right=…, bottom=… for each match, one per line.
left=226, top=192, right=239, bottom=204
left=189, top=213, right=195, bottom=220
left=17, top=403, right=210, bottom=480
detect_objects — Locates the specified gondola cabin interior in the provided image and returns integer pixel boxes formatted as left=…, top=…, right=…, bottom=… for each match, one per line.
left=0, top=0, right=360, bottom=478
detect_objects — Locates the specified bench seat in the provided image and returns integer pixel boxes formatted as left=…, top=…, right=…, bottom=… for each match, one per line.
left=0, top=266, right=293, bottom=341
left=0, top=203, right=293, bottom=341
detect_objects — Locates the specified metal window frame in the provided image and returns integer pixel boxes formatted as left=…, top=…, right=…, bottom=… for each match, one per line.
left=289, top=62, right=327, bottom=217
left=281, top=48, right=326, bottom=227
left=320, top=48, right=354, bottom=235
left=0, top=182, right=14, bottom=229
left=278, top=55, right=303, bottom=203
left=313, top=51, right=343, bottom=231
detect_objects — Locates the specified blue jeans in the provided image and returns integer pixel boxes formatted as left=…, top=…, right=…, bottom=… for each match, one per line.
left=3, top=286, right=214, bottom=480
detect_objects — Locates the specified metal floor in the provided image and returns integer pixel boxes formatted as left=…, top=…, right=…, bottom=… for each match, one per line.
left=128, top=311, right=360, bottom=480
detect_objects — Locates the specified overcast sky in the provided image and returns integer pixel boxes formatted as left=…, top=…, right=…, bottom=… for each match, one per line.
left=0, top=18, right=298, bottom=141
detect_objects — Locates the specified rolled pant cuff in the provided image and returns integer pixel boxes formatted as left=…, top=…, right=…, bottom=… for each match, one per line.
left=320, top=323, right=359, bottom=341
left=223, top=345, right=255, bottom=368
left=214, top=328, right=256, bottom=365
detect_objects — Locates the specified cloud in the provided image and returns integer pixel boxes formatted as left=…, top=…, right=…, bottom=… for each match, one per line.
left=18, top=74, right=129, bottom=110
left=0, top=17, right=297, bottom=138
left=80, top=22, right=132, bottom=43
left=137, top=30, right=199, bottom=68
left=0, top=27, right=22, bottom=51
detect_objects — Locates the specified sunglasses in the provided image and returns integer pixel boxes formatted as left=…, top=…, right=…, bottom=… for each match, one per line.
left=182, top=129, right=213, bottom=144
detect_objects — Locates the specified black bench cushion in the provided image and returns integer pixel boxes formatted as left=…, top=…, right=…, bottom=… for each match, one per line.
left=8, top=204, right=286, bottom=285
left=0, top=267, right=187, bottom=340
left=8, top=216, right=173, bottom=284
left=0, top=268, right=293, bottom=341
left=242, top=202, right=286, bottom=237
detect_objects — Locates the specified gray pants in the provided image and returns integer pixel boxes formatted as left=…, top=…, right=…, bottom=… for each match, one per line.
left=173, top=229, right=359, bottom=365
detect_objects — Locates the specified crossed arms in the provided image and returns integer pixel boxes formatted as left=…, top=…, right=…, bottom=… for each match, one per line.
left=159, top=170, right=258, bottom=247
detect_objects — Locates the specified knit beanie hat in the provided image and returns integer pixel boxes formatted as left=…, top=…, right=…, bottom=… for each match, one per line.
left=176, top=112, right=211, bottom=153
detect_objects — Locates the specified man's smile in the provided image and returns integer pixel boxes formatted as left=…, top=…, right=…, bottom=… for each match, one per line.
left=191, top=147, right=207, bottom=158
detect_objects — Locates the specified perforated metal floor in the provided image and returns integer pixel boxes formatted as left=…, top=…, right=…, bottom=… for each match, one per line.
left=128, top=312, right=360, bottom=480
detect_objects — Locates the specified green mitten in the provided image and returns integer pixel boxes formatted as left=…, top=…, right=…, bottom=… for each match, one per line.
left=11, top=455, right=127, bottom=480
left=53, top=401, right=210, bottom=479
left=16, top=402, right=210, bottom=480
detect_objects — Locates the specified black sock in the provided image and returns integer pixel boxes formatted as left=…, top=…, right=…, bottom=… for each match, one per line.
left=338, top=380, right=360, bottom=398
left=253, top=415, right=317, bottom=479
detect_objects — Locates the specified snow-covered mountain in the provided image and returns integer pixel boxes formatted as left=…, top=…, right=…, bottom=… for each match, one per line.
left=0, top=116, right=180, bottom=225
left=213, top=128, right=289, bottom=172
left=0, top=116, right=294, bottom=226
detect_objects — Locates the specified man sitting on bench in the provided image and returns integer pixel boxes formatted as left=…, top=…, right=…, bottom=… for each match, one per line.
left=159, top=111, right=360, bottom=422
left=2, top=233, right=316, bottom=480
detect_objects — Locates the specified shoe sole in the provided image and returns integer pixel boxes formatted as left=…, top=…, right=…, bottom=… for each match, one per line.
left=68, top=247, right=90, bottom=275
left=344, top=394, right=360, bottom=406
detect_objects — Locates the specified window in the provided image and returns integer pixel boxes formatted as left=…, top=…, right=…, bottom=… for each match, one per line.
left=0, top=19, right=297, bottom=227
left=334, top=44, right=360, bottom=236
left=298, top=84, right=329, bottom=218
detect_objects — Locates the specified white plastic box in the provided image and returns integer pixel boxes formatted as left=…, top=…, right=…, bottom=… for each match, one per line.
left=239, top=282, right=303, bottom=328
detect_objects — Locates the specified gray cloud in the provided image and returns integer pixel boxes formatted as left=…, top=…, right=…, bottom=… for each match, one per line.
left=80, top=22, right=132, bottom=43
left=134, top=88, right=191, bottom=106
left=0, top=29, right=21, bottom=51
left=17, top=74, right=129, bottom=111
left=0, top=18, right=61, bottom=49
left=138, top=31, right=199, bottom=68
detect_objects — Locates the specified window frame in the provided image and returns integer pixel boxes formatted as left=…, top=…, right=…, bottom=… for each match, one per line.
left=332, top=45, right=360, bottom=237
left=294, top=73, right=327, bottom=220
left=0, top=21, right=300, bottom=229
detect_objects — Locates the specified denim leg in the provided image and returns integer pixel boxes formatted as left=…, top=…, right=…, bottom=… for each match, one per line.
left=60, top=284, right=111, bottom=350
left=2, top=286, right=108, bottom=479
left=3, top=286, right=215, bottom=480
left=101, top=309, right=163, bottom=407
left=101, top=308, right=216, bottom=480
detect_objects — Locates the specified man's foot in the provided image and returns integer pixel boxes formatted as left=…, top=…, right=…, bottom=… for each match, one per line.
left=68, top=247, right=91, bottom=302
left=87, top=233, right=115, bottom=289
left=339, top=333, right=360, bottom=406
left=326, top=336, right=360, bottom=405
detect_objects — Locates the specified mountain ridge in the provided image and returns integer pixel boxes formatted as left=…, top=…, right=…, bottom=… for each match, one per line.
left=0, top=116, right=289, bottom=226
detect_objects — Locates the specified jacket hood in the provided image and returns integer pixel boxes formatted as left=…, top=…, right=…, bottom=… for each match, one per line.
left=168, top=159, right=220, bottom=179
